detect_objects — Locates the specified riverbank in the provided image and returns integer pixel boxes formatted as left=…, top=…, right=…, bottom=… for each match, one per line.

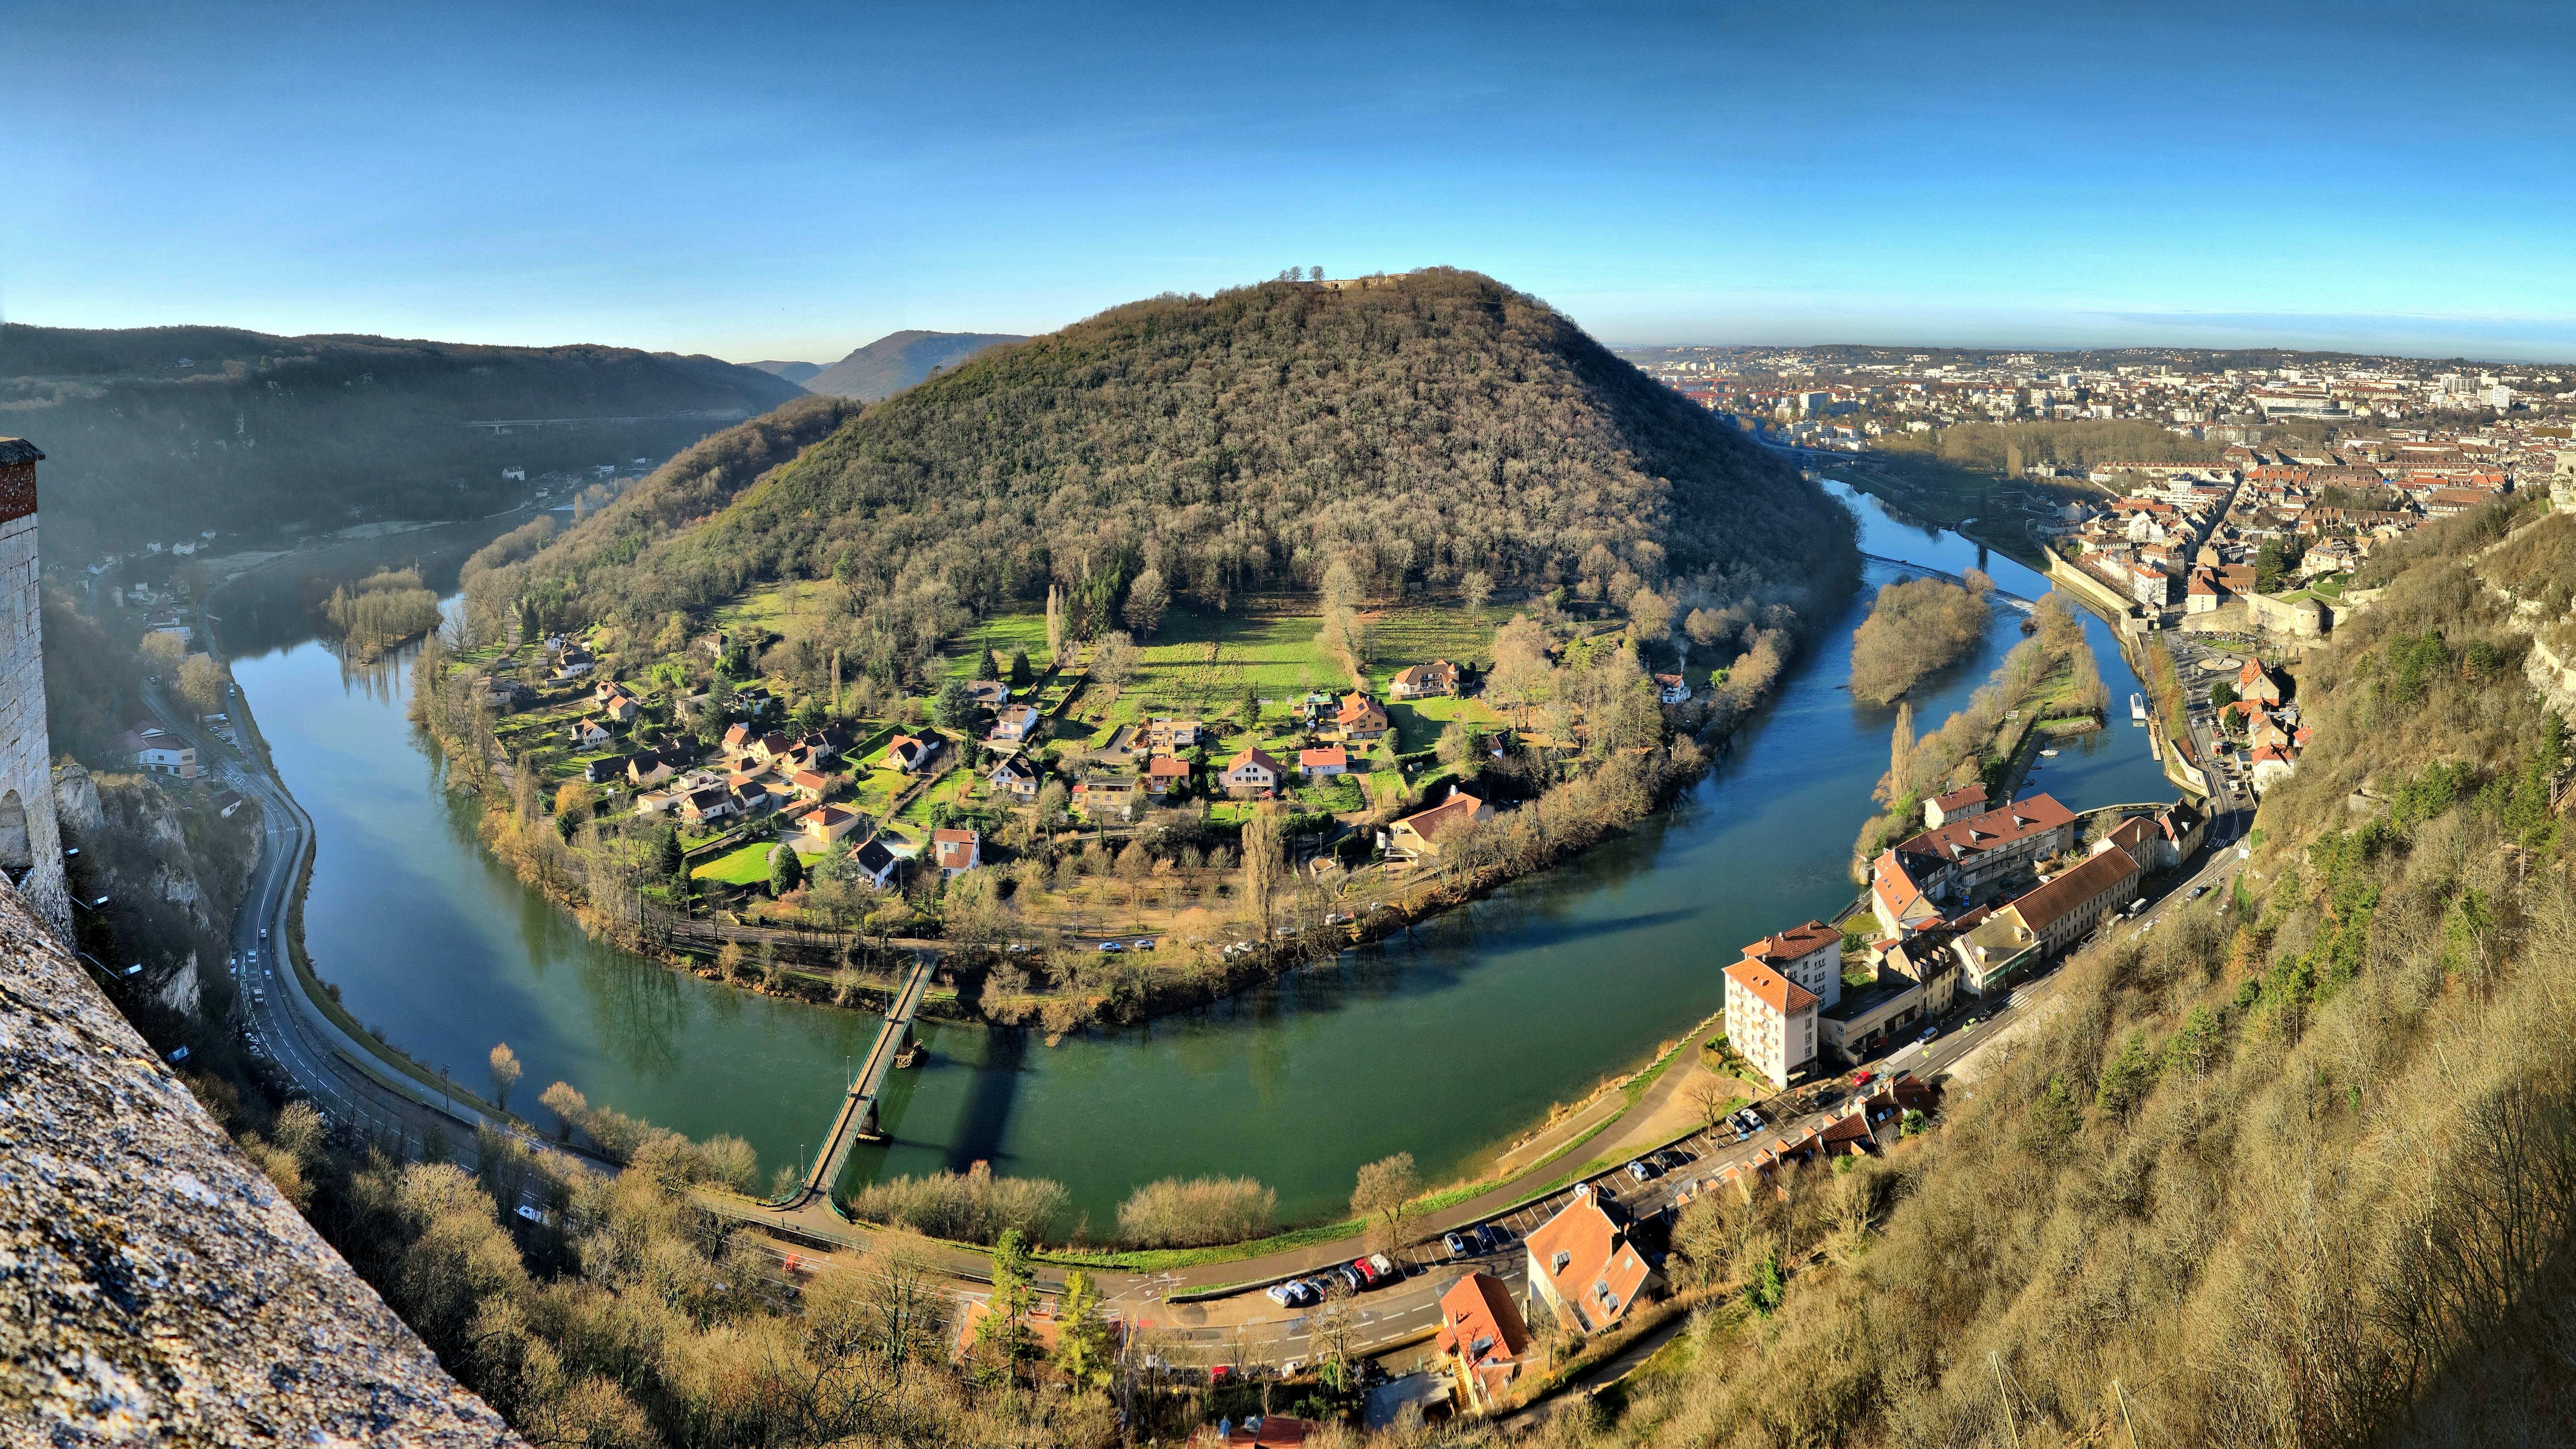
left=232, top=480, right=2173, bottom=1228
left=399, top=599, right=1825, bottom=1047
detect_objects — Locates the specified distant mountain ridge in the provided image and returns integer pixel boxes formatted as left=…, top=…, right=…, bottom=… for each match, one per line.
left=0, top=323, right=806, bottom=559
left=802, top=330, right=1028, bottom=400
left=748, top=359, right=824, bottom=384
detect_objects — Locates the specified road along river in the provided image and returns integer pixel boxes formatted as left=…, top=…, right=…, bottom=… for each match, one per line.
left=221, top=484, right=2170, bottom=1228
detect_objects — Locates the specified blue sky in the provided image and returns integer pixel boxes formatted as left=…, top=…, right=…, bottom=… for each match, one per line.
left=7, top=1, right=2575, bottom=361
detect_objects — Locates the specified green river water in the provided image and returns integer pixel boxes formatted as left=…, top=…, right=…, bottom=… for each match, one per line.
left=218, top=487, right=2172, bottom=1228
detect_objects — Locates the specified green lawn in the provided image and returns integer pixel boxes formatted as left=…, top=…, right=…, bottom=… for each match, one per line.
left=693, top=841, right=781, bottom=884
left=1360, top=603, right=1508, bottom=691
left=944, top=614, right=1054, bottom=678
left=1385, top=695, right=1504, bottom=754
left=1123, top=609, right=1345, bottom=711
left=712, top=582, right=816, bottom=638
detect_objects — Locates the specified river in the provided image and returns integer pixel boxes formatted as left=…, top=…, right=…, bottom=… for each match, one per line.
left=219, top=486, right=2171, bottom=1228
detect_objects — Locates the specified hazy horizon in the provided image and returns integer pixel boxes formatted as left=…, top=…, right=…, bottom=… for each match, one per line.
left=8, top=1, right=2574, bottom=361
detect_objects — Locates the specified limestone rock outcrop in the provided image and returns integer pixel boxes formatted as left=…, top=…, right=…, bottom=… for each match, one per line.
left=0, top=882, right=518, bottom=1444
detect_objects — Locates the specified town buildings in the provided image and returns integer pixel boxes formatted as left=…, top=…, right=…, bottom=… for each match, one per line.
left=1436, top=1272, right=1532, bottom=1413
left=1950, top=842, right=2142, bottom=995
left=1523, top=1186, right=1659, bottom=1336
left=1871, top=793, right=2075, bottom=938
left=1722, top=957, right=1819, bottom=1088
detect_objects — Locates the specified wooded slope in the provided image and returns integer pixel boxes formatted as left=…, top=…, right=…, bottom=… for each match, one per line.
left=493, top=269, right=1853, bottom=686
left=0, top=322, right=807, bottom=559
left=801, top=329, right=1028, bottom=400
left=1595, top=496, right=2576, bottom=1449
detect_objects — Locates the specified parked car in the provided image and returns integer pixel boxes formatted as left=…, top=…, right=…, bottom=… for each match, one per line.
left=1367, top=1252, right=1394, bottom=1278
left=1443, top=1231, right=1470, bottom=1258
left=1349, top=1257, right=1379, bottom=1287
left=1209, top=1365, right=1233, bottom=1385
left=1471, top=1224, right=1499, bottom=1254
left=514, top=1203, right=542, bottom=1223
left=1332, top=1264, right=1363, bottom=1293
left=1851, top=1070, right=1876, bottom=1086
left=1625, top=1159, right=1653, bottom=1183
left=1916, top=1024, right=1939, bottom=1044
left=1265, top=1283, right=1298, bottom=1308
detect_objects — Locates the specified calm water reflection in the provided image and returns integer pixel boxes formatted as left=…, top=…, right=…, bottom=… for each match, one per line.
left=226, top=488, right=2170, bottom=1225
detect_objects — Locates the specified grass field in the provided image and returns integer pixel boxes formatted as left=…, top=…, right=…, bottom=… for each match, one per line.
left=1359, top=603, right=1508, bottom=691
left=943, top=614, right=1054, bottom=679
left=712, top=583, right=818, bottom=639
left=693, top=841, right=782, bottom=884
left=1385, top=694, right=1505, bottom=754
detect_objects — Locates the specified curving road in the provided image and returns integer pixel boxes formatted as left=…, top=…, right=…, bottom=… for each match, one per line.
left=156, top=570, right=577, bottom=1190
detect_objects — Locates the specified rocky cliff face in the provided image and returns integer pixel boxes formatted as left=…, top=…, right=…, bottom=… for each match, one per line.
left=0, top=881, right=516, bottom=1442
left=52, top=763, right=257, bottom=1019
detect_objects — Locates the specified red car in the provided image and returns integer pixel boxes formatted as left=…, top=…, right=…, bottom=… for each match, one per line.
left=1851, top=1070, right=1876, bottom=1085
left=1349, top=1257, right=1380, bottom=1288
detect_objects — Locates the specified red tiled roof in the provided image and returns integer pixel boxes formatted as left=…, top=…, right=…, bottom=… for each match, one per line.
left=2010, top=846, right=2139, bottom=935
left=1739, top=919, right=1839, bottom=968
left=1723, top=959, right=1819, bottom=1018
left=1524, top=1191, right=1653, bottom=1331
left=1435, top=1271, right=1531, bottom=1365
left=1889, top=794, right=2074, bottom=868
left=1394, top=791, right=1485, bottom=842
left=1225, top=747, right=1285, bottom=776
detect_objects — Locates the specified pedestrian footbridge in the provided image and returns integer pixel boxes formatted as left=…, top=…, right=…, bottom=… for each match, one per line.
left=800, top=955, right=935, bottom=1202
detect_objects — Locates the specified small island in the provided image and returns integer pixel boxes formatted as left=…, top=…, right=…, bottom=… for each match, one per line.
left=1847, top=569, right=1992, bottom=706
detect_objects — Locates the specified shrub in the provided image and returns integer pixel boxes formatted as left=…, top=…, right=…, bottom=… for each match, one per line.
left=1115, top=1175, right=1277, bottom=1248
left=844, top=1161, right=1068, bottom=1245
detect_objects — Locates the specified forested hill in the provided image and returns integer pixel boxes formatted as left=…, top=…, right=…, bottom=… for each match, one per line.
left=800, top=329, right=1029, bottom=400
left=489, top=269, right=1855, bottom=686
left=0, top=323, right=807, bottom=561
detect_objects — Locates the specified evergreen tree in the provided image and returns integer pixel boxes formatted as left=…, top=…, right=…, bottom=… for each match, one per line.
left=974, top=1228, right=1038, bottom=1386
left=1007, top=647, right=1034, bottom=687
left=1051, top=1271, right=1116, bottom=1393
left=769, top=842, right=804, bottom=896
left=933, top=678, right=975, bottom=732
left=655, top=825, right=684, bottom=877
left=972, top=645, right=1000, bottom=682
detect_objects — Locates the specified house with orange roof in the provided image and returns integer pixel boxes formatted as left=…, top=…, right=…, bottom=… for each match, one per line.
left=1871, top=793, right=2075, bottom=936
left=1739, top=919, right=1844, bottom=1011
left=932, top=828, right=980, bottom=878
left=1297, top=745, right=1348, bottom=778
left=1142, top=754, right=1191, bottom=797
left=2250, top=741, right=2298, bottom=794
left=1436, top=1271, right=1532, bottom=1412
left=1722, top=957, right=1819, bottom=1088
left=797, top=804, right=863, bottom=849
left=1331, top=691, right=1390, bottom=743
left=1221, top=747, right=1286, bottom=798
left=1523, top=1186, right=1659, bottom=1336
left=2235, top=656, right=2286, bottom=706
left=1387, top=789, right=1490, bottom=869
